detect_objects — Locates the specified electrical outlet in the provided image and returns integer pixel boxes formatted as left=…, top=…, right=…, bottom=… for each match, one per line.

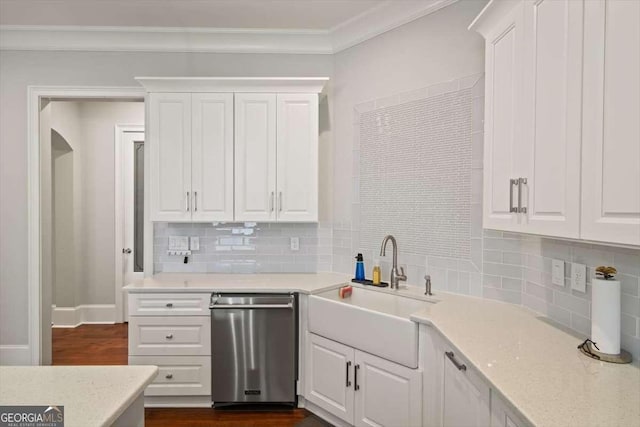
left=571, top=263, right=586, bottom=293
left=190, top=236, right=200, bottom=251
left=290, top=237, right=300, bottom=251
left=552, top=259, right=565, bottom=287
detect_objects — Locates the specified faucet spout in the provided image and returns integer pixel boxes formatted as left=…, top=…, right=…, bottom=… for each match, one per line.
left=380, top=235, right=406, bottom=289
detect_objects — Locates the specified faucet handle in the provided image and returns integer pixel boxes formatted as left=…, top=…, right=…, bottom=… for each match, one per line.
left=424, top=275, right=432, bottom=296
left=398, top=266, right=407, bottom=281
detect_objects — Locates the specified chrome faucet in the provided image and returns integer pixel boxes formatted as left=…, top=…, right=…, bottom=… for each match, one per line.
left=379, top=235, right=407, bottom=289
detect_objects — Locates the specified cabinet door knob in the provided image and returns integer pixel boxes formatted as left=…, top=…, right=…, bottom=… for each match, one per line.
left=165, top=334, right=173, bottom=339
left=165, top=373, right=173, bottom=379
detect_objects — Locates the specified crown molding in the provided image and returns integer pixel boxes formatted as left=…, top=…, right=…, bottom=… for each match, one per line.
left=0, top=1, right=458, bottom=54
left=135, top=77, right=329, bottom=93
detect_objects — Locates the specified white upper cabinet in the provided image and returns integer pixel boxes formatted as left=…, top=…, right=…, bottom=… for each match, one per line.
left=471, top=0, right=639, bottom=246
left=581, top=0, right=640, bottom=246
left=149, top=93, right=192, bottom=222
left=139, top=77, right=328, bottom=224
left=520, top=0, right=583, bottom=238
left=149, top=92, right=234, bottom=222
left=234, top=94, right=277, bottom=222
left=277, top=94, right=319, bottom=222
left=191, top=93, right=234, bottom=221
left=478, top=1, right=524, bottom=232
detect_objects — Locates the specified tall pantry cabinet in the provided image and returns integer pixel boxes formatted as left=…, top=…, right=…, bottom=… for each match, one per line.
left=471, top=0, right=640, bottom=246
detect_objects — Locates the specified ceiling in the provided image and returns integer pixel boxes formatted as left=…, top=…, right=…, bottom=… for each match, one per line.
left=0, top=0, right=386, bottom=30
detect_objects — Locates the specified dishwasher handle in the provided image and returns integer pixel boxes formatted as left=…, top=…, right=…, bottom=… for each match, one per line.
left=210, top=302, right=293, bottom=309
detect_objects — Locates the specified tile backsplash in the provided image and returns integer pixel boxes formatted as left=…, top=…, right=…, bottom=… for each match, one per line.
left=154, top=222, right=332, bottom=274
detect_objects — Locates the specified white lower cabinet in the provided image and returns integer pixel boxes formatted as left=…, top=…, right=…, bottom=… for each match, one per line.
left=128, top=292, right=212, bottom=405
left=305, top=333, right=422, bottom=427
left=491, top=393, right=528, bottom=427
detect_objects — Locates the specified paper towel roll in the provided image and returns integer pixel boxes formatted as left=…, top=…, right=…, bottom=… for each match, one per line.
left=591, top=278, right=621, bottom=355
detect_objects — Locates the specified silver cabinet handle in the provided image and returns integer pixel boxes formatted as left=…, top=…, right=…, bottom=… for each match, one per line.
left=270, top=192, right=275, bottom=212
left=279, top=192, right=283, bottom=212
left=445, top=351, right=467, bottom=371
left=165, top=334, right=173, bottom=339
left=345, top=361, right=352, bottom=387
left=165, top=303, right=173, bottom=308
left=517, top=177, right=527, bottom=214
left=509, top=179, right=518, bottom=213
left=165, top=373, right=173, bottom=379
left=186, top=191, right=190, bottom=212
left=194, top=191, right=198, bottom=212
left=210, top=303, right=293, bottom=310
left=354, top=364, right=360, bottom=391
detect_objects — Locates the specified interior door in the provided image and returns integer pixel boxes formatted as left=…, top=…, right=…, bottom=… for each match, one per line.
left=482, top=2, right=524, bottom=232
left=520, top=0, right=583, bottom=238
left=191, top=93, right=234, bottom=222
left=234, top=93, right=277, bottom=221
left=149, top=92, right=192, bottom=221
left=122, top=130, right=145, bottom=322
left=581, top=0, right=640, bottom=245
left=354, top=350, right=422, bottom=427
left=276, top=93, right=318, bottom=222
left=305, top=333, right=355, bottom=424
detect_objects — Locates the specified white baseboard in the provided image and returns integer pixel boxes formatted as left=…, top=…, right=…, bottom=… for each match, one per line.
left=0, top=345, right=31, bottom=365
left=52, top=304, right=117, bottom=327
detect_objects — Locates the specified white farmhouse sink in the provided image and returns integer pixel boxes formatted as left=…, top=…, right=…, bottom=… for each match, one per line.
left=308, top=286, right=431, bottom=368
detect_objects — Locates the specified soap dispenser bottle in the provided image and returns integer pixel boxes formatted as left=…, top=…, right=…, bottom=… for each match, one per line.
left=355, top=253, right=365, bottom=280
left=372, top=260, right=381, bottom=285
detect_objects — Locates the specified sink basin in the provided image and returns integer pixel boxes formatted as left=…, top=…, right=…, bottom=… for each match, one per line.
left=308, top=286, right=432, bottom=368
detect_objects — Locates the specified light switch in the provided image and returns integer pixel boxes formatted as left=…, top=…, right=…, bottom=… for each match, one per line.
left=571, top=263, right=586, bottom=293
left=552, top=259, right=565, bottom=287
left=169, top=236, right=189, bottom=251
left=290, top=237, right=300, bottom=251
left=190, top=236, right=200, bottom=251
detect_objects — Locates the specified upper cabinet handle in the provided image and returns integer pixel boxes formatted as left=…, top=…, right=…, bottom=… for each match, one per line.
left=509, top=179, right=518, bottom=213
left=517, top=178, right=527, bottom=214
left=270, top=192, right=275, bottom=212
left=186, top=191, right=190, bottom=212
left=279, top=192, right=283, bottom=212
left=194, top=191, right=198, bottom=212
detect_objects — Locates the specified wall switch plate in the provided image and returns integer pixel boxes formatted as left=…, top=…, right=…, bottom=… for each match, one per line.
left=571, top=263, right=586, bottom=293
left=190, top=236, right=200, bottom=251
left=290, top=237, right=300, bottom=251
left=169, top=236, right=189, bottom=251
left=552, top=259, right=565, bottom=287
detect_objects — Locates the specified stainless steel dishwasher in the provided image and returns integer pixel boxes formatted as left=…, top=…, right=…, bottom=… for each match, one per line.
left=210, top=293, right=297, bottom=407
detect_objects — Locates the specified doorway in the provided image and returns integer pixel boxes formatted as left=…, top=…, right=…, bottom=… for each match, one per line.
left=32, top=90, right=146, bottom=365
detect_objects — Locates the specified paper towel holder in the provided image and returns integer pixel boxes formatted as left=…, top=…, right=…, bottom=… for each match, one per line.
left=578, top=338, right=632, bottom=364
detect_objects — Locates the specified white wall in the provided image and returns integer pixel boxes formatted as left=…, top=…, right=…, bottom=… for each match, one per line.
left=0, top=50, right=333, bottom=359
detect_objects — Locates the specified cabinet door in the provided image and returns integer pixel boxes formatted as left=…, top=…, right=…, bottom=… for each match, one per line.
left=354, top=350, right=422, bottom=427
left=491, top=393, right=529, bottom=427
left=519, top=0, right=583, bottom=238
left=442, top=350, right=490, bottom=427
left=305, top=333, right=355, bottom=424
left=191, top=93, right=234, bottom=222
left=149, top=93, right=192, bottom=222
left=482, top=2, right=525, bottom=232
left=581, top=0, right=640, bottom=245
left=276, top=94, right=319, bottom=222
left=234, top=94, right=277, bottom=221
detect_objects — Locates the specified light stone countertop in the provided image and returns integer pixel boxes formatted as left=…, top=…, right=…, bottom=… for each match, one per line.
left=409, top=291, right=640, bottom=427
left=124, top=272, right=352, bottom=294
left=0, top=365, right=158, bottom=427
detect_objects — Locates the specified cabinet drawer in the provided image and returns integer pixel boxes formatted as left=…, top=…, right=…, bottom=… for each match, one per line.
left=129, top=355, right=211, bottom=396
left=128, top=293, right=210, bottom=316
left=129, top=316, right=211, bottom=356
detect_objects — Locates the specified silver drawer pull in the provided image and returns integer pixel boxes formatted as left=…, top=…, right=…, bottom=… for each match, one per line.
left=165, top=373, right=173, bottom=379
left=166, top=303, right=173, bottom=308
left=165, top=334, right=173, bottom=339
left=509, top=179, right=518, bottom=213
left=517, top=177, right=527, bottom=214
left=445, top=351, right=467, bottom=371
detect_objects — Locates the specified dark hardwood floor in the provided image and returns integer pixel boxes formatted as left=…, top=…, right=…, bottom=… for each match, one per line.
left=52, top=324, right=313, bottom=427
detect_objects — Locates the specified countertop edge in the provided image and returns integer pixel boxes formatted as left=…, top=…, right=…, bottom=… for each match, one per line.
left=101, top=365, right=158, bottom=427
